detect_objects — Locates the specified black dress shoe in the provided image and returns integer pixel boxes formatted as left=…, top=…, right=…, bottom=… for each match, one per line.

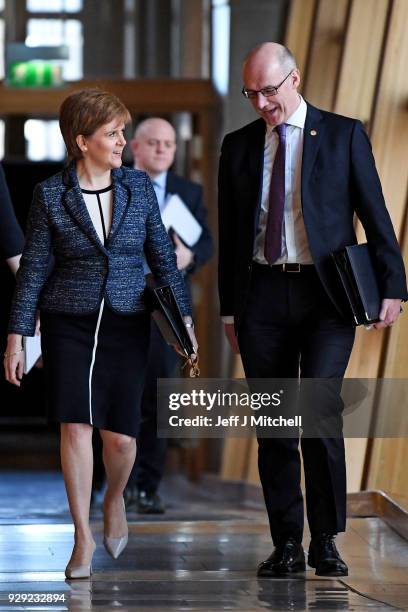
left=137, top=490, right=165, bottom=514
left=308, top=534, right=348, bottom=576
left=257, top=538, right=305, bottom=577
left=123, top=485, right=138, bottom=509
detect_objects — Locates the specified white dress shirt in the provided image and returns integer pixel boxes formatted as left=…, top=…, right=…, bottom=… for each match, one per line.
left=253, top=95, right=313, bottom=265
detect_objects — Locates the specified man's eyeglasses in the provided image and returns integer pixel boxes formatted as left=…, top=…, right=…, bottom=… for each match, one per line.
left=242, top=71, right=293, bottom=100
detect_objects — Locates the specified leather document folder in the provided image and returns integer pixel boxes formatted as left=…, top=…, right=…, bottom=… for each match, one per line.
left=331, top=243, right=381, bottom=326
left=144, top=281, right=195, bottom=359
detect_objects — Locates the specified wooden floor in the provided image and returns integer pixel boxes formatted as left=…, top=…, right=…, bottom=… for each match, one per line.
left=0, top=472, right=408, bottom=611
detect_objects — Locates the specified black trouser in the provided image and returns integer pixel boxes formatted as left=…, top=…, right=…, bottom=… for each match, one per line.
left=127, top=320, right=180, bottom=493
left=238, top=263, right=355, bottom=545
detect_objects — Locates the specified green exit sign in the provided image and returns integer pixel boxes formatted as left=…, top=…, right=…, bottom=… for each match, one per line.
left=9, top=61, right=64, bottom=87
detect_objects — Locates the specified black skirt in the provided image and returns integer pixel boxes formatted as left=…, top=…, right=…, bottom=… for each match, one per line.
left=40, top=301, right=150, bottom=438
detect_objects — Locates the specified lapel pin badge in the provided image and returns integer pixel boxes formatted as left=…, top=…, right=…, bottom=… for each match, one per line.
left=310, top=129, right=317, bottom=136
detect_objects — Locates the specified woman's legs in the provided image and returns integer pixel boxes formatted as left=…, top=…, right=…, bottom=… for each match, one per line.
left=60, top=423, right=96, bottom=568
left=99, top=430, right=136, bottom=537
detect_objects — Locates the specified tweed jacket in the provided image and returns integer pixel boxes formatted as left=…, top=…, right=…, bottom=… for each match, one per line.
left=8, top=162, right=191, bottom=336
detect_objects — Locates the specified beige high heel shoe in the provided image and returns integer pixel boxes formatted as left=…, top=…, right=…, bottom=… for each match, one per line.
left=65, top=563, right=92, bottom=579
left=103, top=498, right=128, bottom=559
left=65, top=541, right=96, bottom=579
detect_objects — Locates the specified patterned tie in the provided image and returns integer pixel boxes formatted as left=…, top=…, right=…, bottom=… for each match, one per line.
left=264, top=123, right=287, bottom=265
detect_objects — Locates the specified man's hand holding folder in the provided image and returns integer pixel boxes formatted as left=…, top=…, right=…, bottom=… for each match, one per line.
left=368, top=298, right=401, bottom=330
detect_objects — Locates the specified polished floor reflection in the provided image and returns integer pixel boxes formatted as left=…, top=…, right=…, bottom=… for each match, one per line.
left=0, top=471, right=407, bottom=611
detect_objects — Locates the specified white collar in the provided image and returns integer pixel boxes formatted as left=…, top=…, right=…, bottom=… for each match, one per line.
left=152, top=171, right=167, bottom=189
left=266, top=95, right=307, bottom=135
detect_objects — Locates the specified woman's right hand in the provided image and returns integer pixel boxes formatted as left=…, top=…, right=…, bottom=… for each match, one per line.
left=4, top=333, right=24, bottom=387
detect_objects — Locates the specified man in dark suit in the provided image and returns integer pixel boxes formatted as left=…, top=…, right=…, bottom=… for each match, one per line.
left=218, top=43, right=406, bottom=577
left=124, top=117, right=213, bottom=512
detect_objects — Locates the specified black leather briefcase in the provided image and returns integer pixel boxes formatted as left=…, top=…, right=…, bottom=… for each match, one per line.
left=331, top=243, right=381, bottom=326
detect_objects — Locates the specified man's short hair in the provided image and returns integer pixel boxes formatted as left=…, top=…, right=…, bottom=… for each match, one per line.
left=277, top=45, right=297, bottom=72
left=244, top=43, right=297, bottom=73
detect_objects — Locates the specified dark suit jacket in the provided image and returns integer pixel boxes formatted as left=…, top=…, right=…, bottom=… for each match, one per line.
left=165, top=171, right=214, bottom=273
left=9, top=162, right=191, bottom=336
left=218, top=102, right=407, bottom=329
left=0, top=163, right=24, bottom=259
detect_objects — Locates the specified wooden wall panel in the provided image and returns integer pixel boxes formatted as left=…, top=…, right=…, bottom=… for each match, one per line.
left=366, top=206, right=408, bottom=498
left=345, top=0, right=408, bottom=496
left=334, top=0, right=388, bottom=122
left=221, top=438, right=252, bottom=480
left=303, top=0, right=349, bottom=110
left=179, top=0, right=210, bottom=78
left=285, top=0, right=317, bottom=78
left=368, top=0, right=408, bottom=239
left=345, top=0, right=408, bottom=382
left=0, top=79, right=219, bottom=115
left=367, top=438, right=408, bottom=506
left=345, top=438, right=368, bottom=492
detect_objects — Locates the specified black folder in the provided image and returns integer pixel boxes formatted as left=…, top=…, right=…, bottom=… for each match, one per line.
left=331, top=243, right=381, bottom=326
left=144, top=281, right=195, bottom=358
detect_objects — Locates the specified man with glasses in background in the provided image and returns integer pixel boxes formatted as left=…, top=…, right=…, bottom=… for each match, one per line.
left=218, top=42, right=406, bottom=578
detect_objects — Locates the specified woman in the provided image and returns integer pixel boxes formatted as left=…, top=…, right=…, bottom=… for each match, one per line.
left=4, top=89, right=197, bottom=579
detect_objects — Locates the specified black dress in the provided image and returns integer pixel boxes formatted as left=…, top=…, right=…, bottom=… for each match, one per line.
left=40, top=185, right=151, bottom=437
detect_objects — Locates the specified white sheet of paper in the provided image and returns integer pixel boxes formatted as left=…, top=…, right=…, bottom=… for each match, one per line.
left=161, top=194, right=202, bottom=247
left=24, top=334, right=42, bottom=374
